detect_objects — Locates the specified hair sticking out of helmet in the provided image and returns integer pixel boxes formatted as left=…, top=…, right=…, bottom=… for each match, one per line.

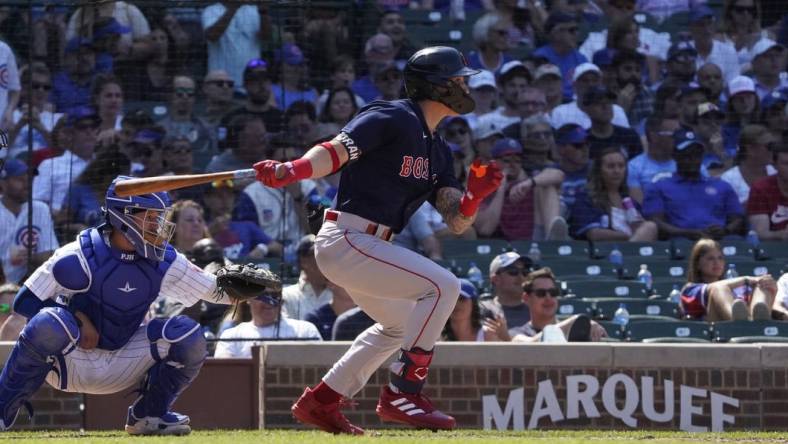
left=105, top=175, right=175, bottom=261
left=404, top=46, right=480, bottom=114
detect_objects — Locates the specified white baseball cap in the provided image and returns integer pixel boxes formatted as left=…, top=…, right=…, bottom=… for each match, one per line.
left=468, top=69, right=496, bottom=90
left=489, top=251, right=529, bottom=275
left=752, top=38, right=786, bottom=60
left=572, top=63, right=601, bottom=82
left=534, top=64, right=562, bottom=81
left=728, top=75, right=756, bottom=97
left=473, top=118, right=505, bottom=140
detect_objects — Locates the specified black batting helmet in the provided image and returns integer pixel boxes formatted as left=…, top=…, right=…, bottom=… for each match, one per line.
left=404, top=46, right=480, bottom=114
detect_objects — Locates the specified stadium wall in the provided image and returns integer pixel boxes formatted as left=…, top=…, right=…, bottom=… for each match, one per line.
left=1, top=342, right=787, bottom=431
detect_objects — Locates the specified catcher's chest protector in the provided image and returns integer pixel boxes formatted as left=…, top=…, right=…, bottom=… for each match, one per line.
left=73, top=228, right=176, bottom=350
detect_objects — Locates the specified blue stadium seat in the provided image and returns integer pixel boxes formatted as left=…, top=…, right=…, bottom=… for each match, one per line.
left=712, top=321, right=788, bottom=343
left=556, top=298, right=595, bottom=318
left=593, top=298, right=679, bottom=320
left=565, top=281, right=648, bottom=299
left=627, top=320, right=712, bottom=343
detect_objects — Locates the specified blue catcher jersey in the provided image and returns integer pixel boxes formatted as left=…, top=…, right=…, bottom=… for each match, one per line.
left=334, top=99, right=461, bottom=233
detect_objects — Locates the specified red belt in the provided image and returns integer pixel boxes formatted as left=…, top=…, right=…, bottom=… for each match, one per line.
left=324, top=210, right=394, bottom=242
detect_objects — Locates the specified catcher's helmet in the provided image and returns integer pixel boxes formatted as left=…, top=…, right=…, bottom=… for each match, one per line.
left=105, top=175, right=175, bottom=261
left=404, top=46, right=480, bottom=114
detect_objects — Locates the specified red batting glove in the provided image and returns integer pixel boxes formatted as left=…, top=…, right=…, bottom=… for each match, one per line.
left=253, top=158, right=313, bottom=188
left=459, top=159, right=503, bottom=217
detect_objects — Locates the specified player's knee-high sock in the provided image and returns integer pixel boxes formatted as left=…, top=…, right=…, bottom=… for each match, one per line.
left=389, top=347, right=433, bottom=394
left=135, top=325, right=206, bottom=418
left=0, top=308, right=79, bottom=428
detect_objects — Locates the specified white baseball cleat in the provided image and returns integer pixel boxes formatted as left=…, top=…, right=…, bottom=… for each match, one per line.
left=124, top=407, right=191, bottom=436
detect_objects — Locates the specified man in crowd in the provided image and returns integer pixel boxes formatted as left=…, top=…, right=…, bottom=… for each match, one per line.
left=206, top=114, right=268, bottom=173
left=479, top=252, right=532, bottom=340
left=697, top=63, right=725, bottom=107
left=654, top=41, right=697, bottom=91
left=0, top=38, right=20, bottom=132
left=466, top=70, right=498, bottom=130
left=554, top=124, right=591, bottom=210
left=377, top=10, right=415, bottom=61
left=611, top=50, right=655, bottom=127
left=305, top=284, right=357, bottom=341
left=550, top=63, right=630, bottom=129
left=628, top=114, right=681, bottom=203
left=689, top=6, right=739, bottom=84
left=158, top=75, right=216, bottom=172
left=532, top=64, right=563, bottom=112
left=533, top=12, right=587, bottom=101
left=282, top=235, right=334, bottom=321
left=643, top=130, right=744, bottom=240
left=747, top=144, right=788, bottom=240
left=476, top=61, right=531, bottom=135
left=511, top=267, right=607, bottom=342
left=198, top=70, right=237, bottom=130
left=750, top=39, right=788, bottom=101
left=582, top=86, right=643, bottom=159
left=371, top=62, right=403, bottom=102
left=52, top=38, right=96, bottom=112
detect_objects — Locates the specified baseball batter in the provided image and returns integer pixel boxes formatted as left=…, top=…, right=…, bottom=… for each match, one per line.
left=255, top=46, right=503, bottom=434
left=0, top=176, right=254, bottom=435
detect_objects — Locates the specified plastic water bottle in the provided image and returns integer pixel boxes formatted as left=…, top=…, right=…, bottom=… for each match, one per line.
left=622, top=197, right=643, bottom=223
left=725, top=263, right=739, bottom=279
left=612, top=303, right=630, bottom=327
left=467, top=261, right=484, bottom=289
left=609, top=245, right=623, bottom=277
left=637, top=264, right=653, bottom=291
left=527, top=242, right=542, bottom=264
left=669, top=284, right=681, bottom=304
left=747, top=230, right=763, bottom=260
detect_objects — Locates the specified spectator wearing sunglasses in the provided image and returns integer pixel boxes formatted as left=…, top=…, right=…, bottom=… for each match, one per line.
left=720, top=0, right=772, bottom=70
left=533, top=12, right=587, bottom=101
left=158, top=75, right=217, bottom=172
left=371, top=62, right=403, bottom=102
left=720, top=124, right=778, bottom=205
left=511, top=267, right=607, bottom=342
left=7, top=62, right=62, bottom=159
left=199, top=70, right=238, bottom=130
left=479, top=252, right=533, bottom=341
left=52, top=38, right=96, bottom=113
left=466, top=12, right=515, bottom=73
left=128, top=127, right=165, bottom=177
left=627, top=114, right=681, bottom=203
left=0, top=283, right=24, bottom=340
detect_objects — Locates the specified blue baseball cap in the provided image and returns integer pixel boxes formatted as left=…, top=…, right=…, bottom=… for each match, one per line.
left=65, top=106, right=99, bottom=126
left=0, top=159, right=35, bottom=179
left=458, top=278, right=478, bottom=299
left=679, top=81, right=704, bottom=98
left=673, top=129, right=705, bottom=152
left=94, top=18, right=131, bottom=39
left=555, top=124, right=588, bottom=145
left=491, top=137, right=523, bottom=158
left=592, top=48, right=616, bottom=67
left=277, top=43, right=305, bottom=66
left=668, top=41, right=698, bottom=60
left=544, top=12, right=577, bottom=34
left=761, top=89, right=788, bottom=110
left=689, top=5, right=715, bottom=23
left=65, top=37, right=94, bottom=54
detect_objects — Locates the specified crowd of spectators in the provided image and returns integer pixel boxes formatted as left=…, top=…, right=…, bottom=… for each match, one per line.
left=1, top=0, right=788, bottom=352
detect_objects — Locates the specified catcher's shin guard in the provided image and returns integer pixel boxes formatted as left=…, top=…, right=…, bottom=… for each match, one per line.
left=134, top=316, right=206, bottom=419
left=0, top=308, right=79, bottom=430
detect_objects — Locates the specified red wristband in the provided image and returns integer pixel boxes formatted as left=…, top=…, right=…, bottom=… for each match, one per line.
left=320, top=142, right=340, bottom=172
left=289, top=158, right=313, bottom=180
left=459, top=192, right=481, bottom=217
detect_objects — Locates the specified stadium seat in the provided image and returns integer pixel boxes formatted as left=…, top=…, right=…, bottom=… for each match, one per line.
left=541, top=258, right=610, bottom=279
left=593, top=298, right=679, bottom=320
left=566, top=280, right=648, bottom=299
left=556, top=298, right=595, bottom=318
left=718, top=239, right=756, bottom=261
left=712, top=321, right=788, bottom=343
left=440, top=239, right=513, bottom=259
left=511, top=240, right=587, bottom=259
left=650, top=280, right=684, bottom=299
left=627, top=320, right=712, bottom=343
left=597, top=321, right=625, bottom=341
left=629, top=259, right=686, bottom=281
left=587, top=241, right=672, bottom=261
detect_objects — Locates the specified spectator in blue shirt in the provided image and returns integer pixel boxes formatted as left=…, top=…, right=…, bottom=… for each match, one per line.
left=305, top=284, right=357, bottom=341
left=533, top=12, right=588, bottom=101
left=627, top=114, right=681, bottom=203
left=643, top=129, right=745, bottom=240
left=554, top=124, right=591, bottom=212
left=52, top=38, right=96, bottom=112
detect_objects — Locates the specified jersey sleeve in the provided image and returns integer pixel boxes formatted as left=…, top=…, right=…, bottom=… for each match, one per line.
left=337, top=105, right=403, bottom=162
left=24, top=242, right=89, bottom=302
left=159, top=253, right=227, bottom=306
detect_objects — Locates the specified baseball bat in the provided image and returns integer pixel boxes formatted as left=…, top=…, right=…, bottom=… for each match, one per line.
left=113, top=169, right=257, bottom=197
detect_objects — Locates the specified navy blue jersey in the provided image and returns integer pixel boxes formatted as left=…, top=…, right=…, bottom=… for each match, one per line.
left=335, top=99, right=461, bottom=233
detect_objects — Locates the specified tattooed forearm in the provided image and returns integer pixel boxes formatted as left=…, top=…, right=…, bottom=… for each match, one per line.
left=435, top=187, right=475, bottom=234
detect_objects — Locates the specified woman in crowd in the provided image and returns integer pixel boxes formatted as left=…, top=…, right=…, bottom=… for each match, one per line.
left=569, top=146, right=658, bottom=241
left=466, top=12, right=514, bottom=72
left=91, top=74, right=124, bottom=136
left=682, top=238, right=777, bottom=321
left=442, top=279, right=485, bottom=342
left=317, top=86, right=358, bottom=136
left=720, top=0, right=772, bottom=70
left=601, top=16, right=659, bottom=83
left=720, top=124, right=777, bottom=205
left=119, top=23, right=175, bottom=102
left=167, top=199, right=211, bottom=252
left=520, top=114, right=556, bottom=173
left=316, top=55, right=365, bottom=112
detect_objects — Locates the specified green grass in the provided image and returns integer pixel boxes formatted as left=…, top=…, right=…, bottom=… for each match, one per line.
left=0, top=430, right=785, bottom=444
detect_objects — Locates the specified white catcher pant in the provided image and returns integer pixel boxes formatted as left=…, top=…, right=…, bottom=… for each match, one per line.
left=315, top=218, right=460, bottom=398
left=45, top=323, right=170, bottom=395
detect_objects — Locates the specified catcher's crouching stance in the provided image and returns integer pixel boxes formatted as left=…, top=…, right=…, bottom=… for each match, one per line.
left=0, top=176, right=278, bottom=435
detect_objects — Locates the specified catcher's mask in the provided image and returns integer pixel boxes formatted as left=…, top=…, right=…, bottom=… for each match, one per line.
left=105, top=175, right=175, bottom=261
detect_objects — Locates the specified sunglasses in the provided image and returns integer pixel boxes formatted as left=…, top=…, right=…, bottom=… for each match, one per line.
left=174, top=88, right=195, bottom=98
left=207, top=80, right=234, bottom=88
left=531, top=288, right=560, bottom=298
left=32, top=82, right=52, bottom=91
left=732, top=5, right=756, bottom=14
left=500, top=267, right=529, bottom=277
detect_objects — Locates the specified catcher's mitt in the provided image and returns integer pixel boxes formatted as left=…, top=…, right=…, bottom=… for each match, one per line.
left=215, top=263, right=282, bottom=302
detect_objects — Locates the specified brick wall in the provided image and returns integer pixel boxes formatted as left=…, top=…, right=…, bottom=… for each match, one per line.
left=14, top=387, right=83, bottom=430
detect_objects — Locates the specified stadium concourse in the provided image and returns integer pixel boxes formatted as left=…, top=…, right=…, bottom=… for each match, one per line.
left=0, top=0, right=787, bottom=433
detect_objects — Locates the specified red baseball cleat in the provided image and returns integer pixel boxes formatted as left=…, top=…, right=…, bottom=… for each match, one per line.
left=376, top=386, right=456, bottom=431
left=291, top=387, right=364, bottom=435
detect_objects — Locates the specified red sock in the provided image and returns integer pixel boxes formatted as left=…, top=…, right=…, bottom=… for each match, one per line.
left=312, top=381, right=342, bottom=404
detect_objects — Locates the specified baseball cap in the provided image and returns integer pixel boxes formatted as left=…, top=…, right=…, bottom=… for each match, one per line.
left=458, top=278, right=478, bottom=299
left=572, top=63, right=601, bottom=82
left=296, top=234, right=316, bottom=257
left=489, top=251, right=530, bottom=275
left=582, top=85, right=616, bottom=106
left=132, top=128, right=164, bottom=144
left=93, top=18, right=131, bottom=39
left=243, top=58, right=269, bottom=79
left=65, top=106, right=99, bottom=127
left=277, top=43, right=305, bottom=66
left=555, top=124, right=588, bottom=145
left=761, top=89, right=788, bottom=110
left=443, top=115, right=469, bottom=128
left=673, top=129, right=705, bottom=151
left=65, top=37, right=93, bottom=54
left=491, top=137, right=523, bottom=158
left=592, top=48, right=616, bottom=68
left=0, top=159, right=35, bottom=179
left=697, top=102, right=724, bottom=119
left=473, top=118, right=505, bottom=140
left=468, top=70, right=497, bottom=90
left=752, top=38, right=786, bottom=60
left=498, top=61, right=531, bottom=83
left=544, top=12, right=577, bottom=34
left=679, top=82, right=704, bottom=98
left=689, top=5, right=715, bottom=24
left=364, top=33, right=396, bottom=63
left=534, top=64, right=562, bottom=81
left=667, top=41, right=698, bottom=61
left=728, top=75, right=756, bottom=97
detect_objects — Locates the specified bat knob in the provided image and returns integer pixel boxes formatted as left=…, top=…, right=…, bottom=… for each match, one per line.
left=470, top=163, right=488, bottom=178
